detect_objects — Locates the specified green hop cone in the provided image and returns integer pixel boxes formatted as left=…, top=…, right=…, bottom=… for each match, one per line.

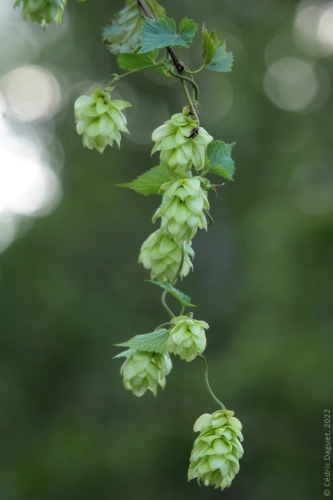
left=152, top=177, right=210, bottom=244
left=167, top=315, right=208, bottom=362
left=14, top=0, right=67, bottom=26
left=74, top=87, right=131, bottom=153
left=138, top=229, right=194, bottom=282
left=188, top=410, right=244, bottom=490
left=151, top=111, right=213, bottom=171
left=120, top=350, right=172, bottom=397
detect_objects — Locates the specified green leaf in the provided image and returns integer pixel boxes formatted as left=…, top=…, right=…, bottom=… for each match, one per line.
left=139, top=17, right=198, bottom=53
left=206, top=141, right=236, bottom=181
left=202, top=28, right=233, bottom=73
left=113, top=349, right=136, bottom=359
left=117, top=49, right=159, bottom=70
left=147, top=280, right=195, bottom=308
left=117, top=166, right=173, bottom=195
left=116, top=329, right=170, bottom=353
left=102, top=0, right=165, bottom=55
left=202, top=25, right=216, bottom=66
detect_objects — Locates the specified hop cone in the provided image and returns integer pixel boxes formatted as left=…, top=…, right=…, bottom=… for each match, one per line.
left=120, top=350, right=172, bottom=397
left=188, top=410, right=244, bottom=490
left=167, top=315, right=208, bottom=362
left=138, top=229, right=194, bottom=282
left=152, top=177, right=210, bottom=244
left=14, top=0, right=67, bottom=26
left=74, top=87, right=131, bottom=153
left=151, top=112, right=213, bottom=171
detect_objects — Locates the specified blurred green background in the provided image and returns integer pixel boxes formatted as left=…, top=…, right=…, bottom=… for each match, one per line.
left=0, top=0, right=333, bottom=499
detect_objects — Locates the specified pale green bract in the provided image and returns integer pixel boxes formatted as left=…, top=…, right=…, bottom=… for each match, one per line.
left=138, top=229, right=194, bottom=282
left=152, top=112, right=213, bottom=171
left=167, top=315, right=208, bottom=362
left=152, top=177, right=210, bottom=244
left=120, top=350, right=172, bottom=397
left=74, top=87, right=131, bottom=153
left=14, top=0, right=67, bottom=26
left=188, top=410, right=244, bottom=490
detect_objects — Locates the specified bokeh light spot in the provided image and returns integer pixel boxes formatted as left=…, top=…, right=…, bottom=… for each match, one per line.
left=294, top=1, right=333, bottom=57
left=318, top=5, right=333, bottom=48
left=264, top=58, right=317, bottom=111
left=0, top=213, right=16, bottom=253
left=0, top=133, right=61, bottom=217
left=1, top=65, right=61, bottom=122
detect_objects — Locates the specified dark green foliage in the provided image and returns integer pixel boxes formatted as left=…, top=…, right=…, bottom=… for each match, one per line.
left=205, top=140, right=236, bottom=180
left=202, top=26, right=233, bottom=72
left=139, top=17, right=198, bottom=53
left=117, top=166, right=172, bottom=195
left=102, top=0, right=165, bottom=54
left=116, top=328, right=170, bottom=353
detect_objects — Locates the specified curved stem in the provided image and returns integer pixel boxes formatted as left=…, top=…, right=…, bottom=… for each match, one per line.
left=154, top=322, right=172, bottom=330
left=172, top=242, right=185, bottom=286
left=161, top=290, right=175, bottom=319
left=185, top=64, right=205, bottom=75
left=169, top=70, right=199, bottom=105
left=106, top=64, right=160, bottom=86
left=197, top=354, right=225, bottom=410
left=204, top=208, right=213, bottom=225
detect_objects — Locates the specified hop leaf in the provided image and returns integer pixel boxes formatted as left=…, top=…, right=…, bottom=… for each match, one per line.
left=202, top=27, right=234, bottom=73
left=14, top=0, right=67, bottom=26
left=117, top=166, right=173, bottom=196
left=116, top=329, right=170, bottom=354
left=188, top=410, right=244, bottom=490
left=139, top=229, right=194, bottom=281
left=102, top=0, right=165, bottom=55
left=205, top=141, right=236, bottom=181
left=119, top=350, right=172, bottom=397
left=152, top=177, right=210, bottom=244
left=152, top=111, right=213, bottom=171
left=139, top=17, right=198, bottom=53
left=147, top=280, right=195, bottom=308
left=74, top=87, right=131, bottom=153
left=117, top=49, right=160, bottom=71
left=167, top=315, right=208, bottom=361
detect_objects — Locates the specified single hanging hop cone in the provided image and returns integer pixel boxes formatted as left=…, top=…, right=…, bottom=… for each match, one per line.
left=120, top=351, right=172, bottom=397
left=14, top=0, right=67, bottom=26
left=138, top=229, right=194, bottom=282
left=167, top=316, right=208, bottom=362
left=188, top=410, right=244, bottom=490
left=152, top=177, right=210, bottom=244
left=74, top=87, right=131, bottom=153
left=151, top=110, right=213, bottom=171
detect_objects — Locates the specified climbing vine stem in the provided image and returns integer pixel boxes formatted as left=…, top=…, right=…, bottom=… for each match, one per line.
left=197, top=354, right=226, bottom=410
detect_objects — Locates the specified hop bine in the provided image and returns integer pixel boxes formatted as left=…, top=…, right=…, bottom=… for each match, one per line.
left=14, top=0, right=67, bottom=26
left=120, top=350, right=172, bottom=397
left=152, top=111, right=213, bottom=172
left=152, top=177, right=210, bottom=244
left=167, top=315, right=208, bottom=362
left=188, top=410, right=244, bottom=490
left=139, top=229, right=194, bottom=282
left=74, top=87, right=131, bottom=153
